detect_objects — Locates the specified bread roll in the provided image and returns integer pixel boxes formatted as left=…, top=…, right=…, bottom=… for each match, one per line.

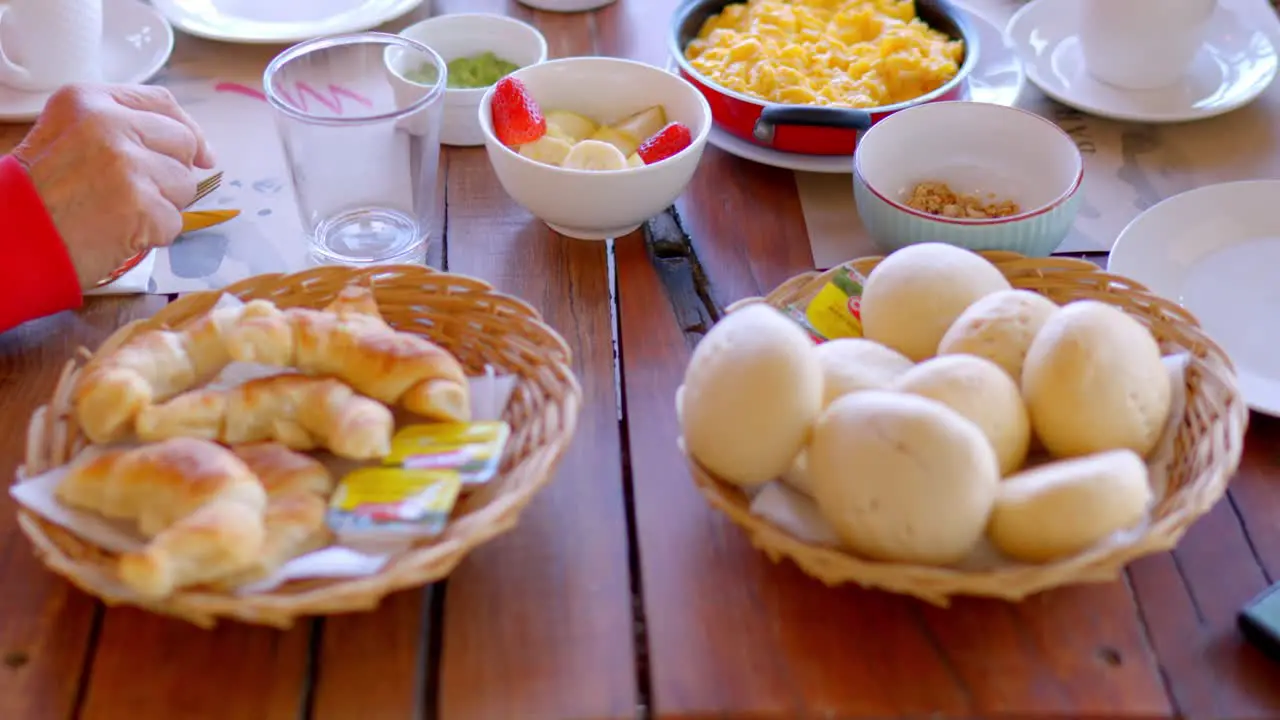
left=987, top=449, right=1152, bottom=562
left=813, top=338, right=914, bottom=406
left=808, top=391, right=1000, bottom=565
left=1022, top=300, right=1171, bottom=458
left=681, top=304, right=823, bottom=487
left=860, top=243, right=1011, bottom=362
left=937, top=289, right=1059, bottom=381
left=893, top=355, right=1031, bottom=476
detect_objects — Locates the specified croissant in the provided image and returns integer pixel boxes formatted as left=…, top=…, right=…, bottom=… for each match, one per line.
left=223, top=301, right=470, bottom=423
left=134, top=375, right=395, bottom=460
left=72, top=300, right=278, bottom=444
left=55, top=438, right=267, bottom=598
left=231, top=441, right=334, bottom=497
left=213, top=443, right=333, bottom=588
left=323, top=284, right=386, bottom=322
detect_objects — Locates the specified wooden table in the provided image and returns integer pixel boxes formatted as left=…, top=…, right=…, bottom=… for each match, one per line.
left=2, top=1, right=1280, bottom=718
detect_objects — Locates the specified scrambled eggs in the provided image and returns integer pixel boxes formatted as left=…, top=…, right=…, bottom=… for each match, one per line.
left=685, top=0, right=964, bottom=109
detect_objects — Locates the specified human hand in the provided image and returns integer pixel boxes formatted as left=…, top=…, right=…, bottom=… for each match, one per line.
left=12, top=83, right=216, bottom=289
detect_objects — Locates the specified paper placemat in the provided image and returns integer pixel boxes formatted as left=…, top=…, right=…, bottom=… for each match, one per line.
left=800, top=0, right=1280, bottom=269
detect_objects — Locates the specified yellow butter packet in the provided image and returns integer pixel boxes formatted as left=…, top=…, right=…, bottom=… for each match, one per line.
left=327, top=467, right=461, bottom=538
left=385, top=421, right=510, bottom=486
left=801, top=265, right=867, bottom=340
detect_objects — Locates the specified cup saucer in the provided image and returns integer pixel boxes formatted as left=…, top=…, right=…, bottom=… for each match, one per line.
left=1005, top=0, right=1278, bottom=123
left=0, top=0, right=174, bottom=122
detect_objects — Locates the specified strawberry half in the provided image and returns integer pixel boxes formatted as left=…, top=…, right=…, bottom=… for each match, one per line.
left=636, top=122, right=693, bottom=164
left=491, top=77, right=546, bottom=147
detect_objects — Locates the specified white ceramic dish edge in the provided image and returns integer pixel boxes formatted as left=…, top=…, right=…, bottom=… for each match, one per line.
left=1108, top=180, right=1280, bottom=416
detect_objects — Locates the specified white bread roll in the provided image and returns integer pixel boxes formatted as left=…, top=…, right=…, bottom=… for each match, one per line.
left=813, top=338, right=914, bottom=406
left=808, top=391, right=1000, bottom=565
left=860, top=243, right=1012, bottom=362
left=892, top=355, right=1031, bottom=476
left=1022, top=300, right=1172, bottom=458
left=937, top=289, right=1060, bottom=381
left=987, top=449, right=1152, bottom=563
left=680, top=304, right=823, bottom=487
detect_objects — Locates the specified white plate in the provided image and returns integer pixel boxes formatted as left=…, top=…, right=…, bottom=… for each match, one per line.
left=676, top=2, right=1024, bottom=174
left=0, top=0, right=174, bottom=122
left=1006, top=0, right=1278, bottom=123
left=1108, top=180, right=1280, bottom=416
left=151, top=0, right=427, bottom=44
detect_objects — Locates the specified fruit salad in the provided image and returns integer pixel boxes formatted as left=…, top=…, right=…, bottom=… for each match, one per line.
left=490, top=77, right=694, bottom=171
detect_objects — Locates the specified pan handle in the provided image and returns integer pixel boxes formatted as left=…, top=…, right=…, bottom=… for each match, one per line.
left=753, top=105, right=873, bottom=145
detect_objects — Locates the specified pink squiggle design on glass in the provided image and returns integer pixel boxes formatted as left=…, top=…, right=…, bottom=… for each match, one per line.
left=213, top=81, right=374, bottom=116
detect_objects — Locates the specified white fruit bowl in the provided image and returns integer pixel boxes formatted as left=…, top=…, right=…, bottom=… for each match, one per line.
left=478, top=56, right=712, bottom=241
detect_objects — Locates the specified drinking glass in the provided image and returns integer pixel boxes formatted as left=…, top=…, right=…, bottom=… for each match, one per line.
left=264, top=32, right=446, bottom=265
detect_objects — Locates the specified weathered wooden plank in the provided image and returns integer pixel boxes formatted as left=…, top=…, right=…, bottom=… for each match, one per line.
left=0, top=297, right=166, bottom=720
left=1126, top=416, right=1280, bottom=719
left=435, top=147, right=637, bottom=720
left=433, top=3, right=636, bottom=717
left=311, top=590, right=433, bottom=720
left=80, top=607, right=311, bottom=720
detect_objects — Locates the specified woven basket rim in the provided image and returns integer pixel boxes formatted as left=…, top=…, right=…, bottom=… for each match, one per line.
left=15, top=264, right=584, bottom=627
left=689, top=251, right=1250, bottom=606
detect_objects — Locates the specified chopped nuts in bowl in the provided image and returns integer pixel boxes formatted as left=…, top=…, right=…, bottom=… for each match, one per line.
left=904, top=181, right=1021, bottom=220
left=852, top=101, right=1083, bottom=258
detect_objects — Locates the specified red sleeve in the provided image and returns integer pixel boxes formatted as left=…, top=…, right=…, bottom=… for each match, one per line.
left=0, top=154, right=82, bottom=333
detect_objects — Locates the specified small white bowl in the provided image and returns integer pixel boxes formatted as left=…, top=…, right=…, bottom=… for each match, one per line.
left=852, top=101, right=1084, bottom=257
left=389, top=14, right=547, bottom=147
left=479, top=57, right=711, bottom=241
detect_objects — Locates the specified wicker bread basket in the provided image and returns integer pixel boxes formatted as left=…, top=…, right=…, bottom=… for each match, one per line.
left=15, top=265, right=581, bottom=628
left=687, top=251, right=1249, bottom=607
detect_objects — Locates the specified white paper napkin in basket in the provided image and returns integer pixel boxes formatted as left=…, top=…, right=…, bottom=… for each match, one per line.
left=750, top=353, right=1190, bottom=569
left=10, top=294, right=518, bottom=595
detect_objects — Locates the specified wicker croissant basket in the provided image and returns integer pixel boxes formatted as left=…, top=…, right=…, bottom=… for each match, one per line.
left=688, top=251, right=1249, bottom=606
left=15, top=265, right=581, bottom=628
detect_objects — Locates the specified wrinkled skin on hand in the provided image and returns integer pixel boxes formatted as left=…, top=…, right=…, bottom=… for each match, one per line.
left=12, top=84, right=216, bottom=289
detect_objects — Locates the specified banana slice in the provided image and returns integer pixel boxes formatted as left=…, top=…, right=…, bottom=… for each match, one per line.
left=562, top=139, right=628, bottom=171
left=519, top=135, right=575, bottom=167
left=626, top=153, right=645, bottom=168
left=546, top=110, right=598, bottom=143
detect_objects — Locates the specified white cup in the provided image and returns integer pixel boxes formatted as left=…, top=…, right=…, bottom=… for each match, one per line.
left=1078, top=0, right=1216, bottom=91
left=0, top=0, right=103, bottom=93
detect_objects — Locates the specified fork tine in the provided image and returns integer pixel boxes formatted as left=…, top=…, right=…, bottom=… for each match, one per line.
left=197, top=171, right=223, bottom=194
left=188, top=172, right=224, bottom=207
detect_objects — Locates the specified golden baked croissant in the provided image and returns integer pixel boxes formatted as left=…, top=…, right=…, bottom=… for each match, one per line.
left=214, top=443, right=333, bottom=588
left=231, top=441, right=334, bottom=497
left=223, top=299, right=471, bottom=423
left=134, top=374, right=395, bottom=460
left=72, top=300, right=278, bottom=444
left=323, top=284, right=385, bottom=322
left=55, top=438, right=268, bottom=598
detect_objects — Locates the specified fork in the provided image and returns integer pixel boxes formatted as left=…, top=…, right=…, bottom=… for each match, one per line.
left=94, top=171, right=227, bottom=288
left=189, top=171, right=223, bottom=208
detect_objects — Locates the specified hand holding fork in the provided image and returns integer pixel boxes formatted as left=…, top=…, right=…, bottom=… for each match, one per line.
left=12, top=84, right=220, bottom=289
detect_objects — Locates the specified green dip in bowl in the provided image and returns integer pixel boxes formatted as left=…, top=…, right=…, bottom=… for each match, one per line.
left=406, top=51, right=520, bottom=89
